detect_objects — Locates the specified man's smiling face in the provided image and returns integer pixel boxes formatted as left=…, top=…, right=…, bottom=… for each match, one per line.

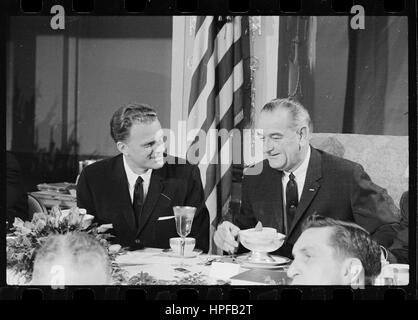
left=119, top=120, right=166, bottom=173
left=256, top=108, right=304, bottom=172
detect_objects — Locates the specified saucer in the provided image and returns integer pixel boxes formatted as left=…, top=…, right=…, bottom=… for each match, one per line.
left=162, top=248, right=203, bottom=258
left=236, top=254, right=291, bottom=269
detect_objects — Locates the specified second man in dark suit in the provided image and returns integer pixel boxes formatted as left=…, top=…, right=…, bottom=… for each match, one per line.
left=77, top=103, right=209, bottom=252
left=214, top=98, right=400, bottom=258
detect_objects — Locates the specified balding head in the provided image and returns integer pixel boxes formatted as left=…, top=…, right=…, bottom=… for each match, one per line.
left=31, top=232, right=112, bottom=286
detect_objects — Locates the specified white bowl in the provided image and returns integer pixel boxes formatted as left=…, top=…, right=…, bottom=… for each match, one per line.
left=239, top=227, right=285, bottom=253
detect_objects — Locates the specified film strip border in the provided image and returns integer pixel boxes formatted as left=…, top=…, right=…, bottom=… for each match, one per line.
left=0, top=285, right=415, bottom=300
left=1, top=0, right=417, bottom=302
left=2, top=0, right=413, bottom=15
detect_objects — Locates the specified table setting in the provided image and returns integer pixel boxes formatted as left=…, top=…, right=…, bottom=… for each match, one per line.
left=30, top=182, right=77, bottom=209
left=108, top=206, right=292, bottom=285
left=6, top=204, right=409, bottom=286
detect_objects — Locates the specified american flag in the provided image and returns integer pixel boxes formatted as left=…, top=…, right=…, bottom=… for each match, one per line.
left=186, top=16, right=250, bottom=253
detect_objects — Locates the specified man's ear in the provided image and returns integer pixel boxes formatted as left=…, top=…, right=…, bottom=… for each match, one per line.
left=116, top=141, right=127, bottom=154
left=299, top=126, right=309, bottom=143
left=342, top=258, right=365, bottom=287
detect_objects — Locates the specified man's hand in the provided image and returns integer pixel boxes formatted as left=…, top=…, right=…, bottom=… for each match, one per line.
left=213, top=221, right=240, bottom=254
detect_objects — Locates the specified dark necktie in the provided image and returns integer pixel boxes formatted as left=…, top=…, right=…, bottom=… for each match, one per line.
left=286, top=172, right=298, bottom=229
left=133, top=176, right=144, bottom=228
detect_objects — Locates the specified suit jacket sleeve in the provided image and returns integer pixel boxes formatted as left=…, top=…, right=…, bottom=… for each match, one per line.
left=233, top=174, right=258, bottom=254
left=76, top=168, right=96, bottom=215
left=350, top=163, right=400, bottom=248
left=186, top=165, right=210, bottom=253
left=387, top=191, right=409, bottom=263
left=234, top=175, right=257, bottom=230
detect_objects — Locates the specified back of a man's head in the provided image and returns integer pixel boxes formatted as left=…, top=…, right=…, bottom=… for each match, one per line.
left=32, top=232, right=111, bottom=286
left=302, top=215, right=382, bottom=285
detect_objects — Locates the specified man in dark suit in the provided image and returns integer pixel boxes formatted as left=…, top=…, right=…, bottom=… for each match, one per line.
left=77, top=103, right=209, bottom=252
left=388, top=191, right=409, bottom=263
left=6, top=151, right=28, bottom=227
left=214, top=98, right=400, bottom=258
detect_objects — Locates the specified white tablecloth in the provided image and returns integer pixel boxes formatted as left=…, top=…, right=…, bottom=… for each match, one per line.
left=7, top=247, right=409, bottom=286
left=114, top=248, right=249, bottom=285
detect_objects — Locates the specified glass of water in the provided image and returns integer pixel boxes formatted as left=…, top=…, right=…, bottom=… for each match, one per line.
left=173, top=206, right=196, bottom=266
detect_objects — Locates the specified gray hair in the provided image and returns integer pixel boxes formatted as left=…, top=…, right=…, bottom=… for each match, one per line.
left=110, top=102, right=158, bottom=143
left=261, top=98, right=313, bottom=133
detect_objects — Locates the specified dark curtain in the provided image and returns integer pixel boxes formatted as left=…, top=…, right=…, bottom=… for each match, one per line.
left=277, top=16, right=314, bottom=111
left=343, top=16, right=388, bottom=134
left=277, top=16, right=408, bottom=136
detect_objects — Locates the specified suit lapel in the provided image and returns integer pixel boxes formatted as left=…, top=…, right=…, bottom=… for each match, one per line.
left=288, top=147, right=322, bottom=236
left=255, top=161, right=285, bottom=233
left=110, top=155, right=137, bottom=229
left=136, top=169, right=164, bottom=236
left=269, top=166, right=285, bottom=232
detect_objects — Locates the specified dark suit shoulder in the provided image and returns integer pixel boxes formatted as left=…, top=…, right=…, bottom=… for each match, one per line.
left=314, top=148, right=361, bottom=174
left=82, top=155, right=119, bottom=175
left=242, top=159, right=281, bottom=189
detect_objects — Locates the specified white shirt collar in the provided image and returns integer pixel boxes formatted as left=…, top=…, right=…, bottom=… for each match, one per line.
left=283, top=146, right=311, bottom=179
left=122, top=155, right=152, bottom=191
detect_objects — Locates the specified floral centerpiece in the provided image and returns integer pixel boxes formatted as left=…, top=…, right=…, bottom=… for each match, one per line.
left=123, top=271, right=211, bottom=285
left=6, top=206, right=116, bottom=284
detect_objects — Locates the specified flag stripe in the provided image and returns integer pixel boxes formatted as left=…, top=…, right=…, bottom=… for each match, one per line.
left=189, top=60, right=244, bottom=151
left=187, top=52, right=216, bottom=143
left=219, top=166, right=233, bottom=214
left=188, top=18, right=216, bottom=114
left=187, top=16, right=250, bottom=247
left=188, top=25, right=243, bottom=134
left=195, top=63, right=245, bottom=210
left=218, top=85, right=244, bottom=132
left=195, top=16, right=206, bottom=35
left=218, top=61, right=244, bottom=121
left=189, top=19, right=230, bottom=114
left=216, top=40, right=243, bottom=94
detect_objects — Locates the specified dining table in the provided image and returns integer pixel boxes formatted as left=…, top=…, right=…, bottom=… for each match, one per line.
left=6, top=247, right=409, bottom=286
left=6, top=247, right=291, bottom=286
left=111, top=248, right=410, bottom=286
left=111, top=247, right=291, bottom=285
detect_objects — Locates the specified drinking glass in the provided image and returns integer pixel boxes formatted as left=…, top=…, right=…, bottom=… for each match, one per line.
left=173, top=206, right=196, bottom=267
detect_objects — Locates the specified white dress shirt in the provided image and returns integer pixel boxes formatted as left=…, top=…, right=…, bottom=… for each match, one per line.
left=282, top=147, right=311, bottom=206
left=123, top=155, right=152, bottom=204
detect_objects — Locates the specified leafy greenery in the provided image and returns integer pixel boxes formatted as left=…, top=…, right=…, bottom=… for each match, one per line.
left=6, top=206, right=114, bottom=283
left=123, top=271, right=210, bottom=285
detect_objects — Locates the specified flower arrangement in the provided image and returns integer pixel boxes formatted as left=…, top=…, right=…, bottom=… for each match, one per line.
left=123, top=271, right=210, bottom=285
left=6, top=206, right=115, bottom=283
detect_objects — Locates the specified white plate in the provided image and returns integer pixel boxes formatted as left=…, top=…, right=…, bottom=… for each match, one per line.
left=236, top=255, right=291, bottom=268
left=240, top=262, right=290, bottom=270
left=162, top=249, right=203, bottom=258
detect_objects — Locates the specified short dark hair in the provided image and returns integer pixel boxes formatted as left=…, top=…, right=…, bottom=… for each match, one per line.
left=33, top=232, right=111, bottom=281
left=110, top=102, right=158, bottom=143
left=261, top=97, right=313, bottom=132
left=302, top=215, right=382, bottom=285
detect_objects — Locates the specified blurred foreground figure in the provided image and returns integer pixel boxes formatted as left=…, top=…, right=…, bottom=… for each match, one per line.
left=287, top=215, right=382, bottom=286
left=31, top=232, right=112, bottom=286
